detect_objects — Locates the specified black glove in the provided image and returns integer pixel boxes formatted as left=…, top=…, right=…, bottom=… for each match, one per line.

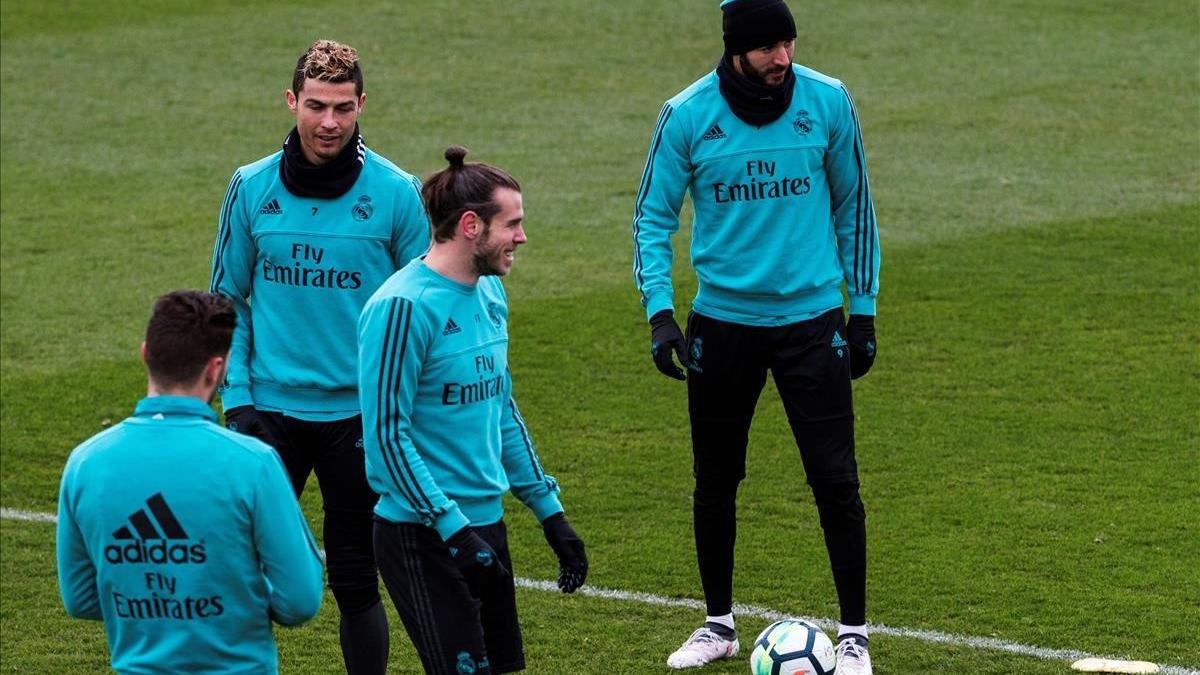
left=446, top=527, right=510, bottom=589
left=224, top=405, right=264, bottom=436
left=649, top=310, right=689, bottom=380
left=846, top=315, right=877, bottom=380
left=541, top=513, right=588, bottom=593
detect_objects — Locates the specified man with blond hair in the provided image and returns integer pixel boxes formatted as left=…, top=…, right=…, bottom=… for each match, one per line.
left=210, top=39, right=430, bottom=674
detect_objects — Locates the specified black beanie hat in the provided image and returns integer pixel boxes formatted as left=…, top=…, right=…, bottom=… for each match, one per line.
left=721, top=0, right=797, bottom=55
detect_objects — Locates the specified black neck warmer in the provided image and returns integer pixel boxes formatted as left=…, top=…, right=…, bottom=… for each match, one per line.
left=279, top=125, right=364, bottom=199
left=716, top=54, right=795, bottom=127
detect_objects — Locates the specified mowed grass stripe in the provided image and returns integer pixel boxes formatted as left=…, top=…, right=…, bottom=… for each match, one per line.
left=6, top=511, right=1197, bottom=674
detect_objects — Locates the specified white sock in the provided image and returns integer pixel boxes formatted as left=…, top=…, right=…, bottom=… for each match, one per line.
left=706, top=613, right=735, bottom=631
left=837, top=623, right=868, bottom=640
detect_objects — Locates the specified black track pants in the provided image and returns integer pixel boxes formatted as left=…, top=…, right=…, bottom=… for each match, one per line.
left=685, top=308, right=867, bottom=625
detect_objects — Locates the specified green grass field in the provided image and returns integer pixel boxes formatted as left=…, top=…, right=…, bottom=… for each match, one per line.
left=2, top=1, right=1198, bottom=673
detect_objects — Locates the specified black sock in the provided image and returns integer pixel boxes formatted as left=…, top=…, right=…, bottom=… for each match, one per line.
left=705, top=621, right=737, bottom=640
left=340, top=599, right=389, bottom=675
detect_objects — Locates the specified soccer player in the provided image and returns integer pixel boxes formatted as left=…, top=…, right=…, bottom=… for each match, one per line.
left=56, top=290, right=324, bottom=674
left=358, top=146, right=588, bottom=675
left=209, top=39, right=430, bottom=674
left=631, top=1, right=881, bottom=673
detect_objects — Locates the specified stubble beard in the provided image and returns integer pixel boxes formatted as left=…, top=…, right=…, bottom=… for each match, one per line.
left=738, top=54, right=786, bottom=86
left=472, top=250, right=501, bottom=277
left=472, top=226, right=505, bottom=277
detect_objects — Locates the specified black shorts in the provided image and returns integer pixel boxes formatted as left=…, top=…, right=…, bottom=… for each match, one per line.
left=374, top=519, right=524, bottom=675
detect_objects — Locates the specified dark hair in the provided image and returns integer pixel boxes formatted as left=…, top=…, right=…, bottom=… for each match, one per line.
left=292, top=39, right=364, bottom=97
left=422, top=146, right=522, bottom=243
left=144, top=290, right=236, bottom=386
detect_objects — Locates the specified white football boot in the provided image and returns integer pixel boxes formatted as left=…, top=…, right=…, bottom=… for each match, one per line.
left=666, top=626, right=740, bottom=669
left=834, top=636, right=873, bottom=675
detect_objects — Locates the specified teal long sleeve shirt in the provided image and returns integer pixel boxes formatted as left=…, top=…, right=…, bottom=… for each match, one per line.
left=633, top=64, right=881, bottom=325
left=358, top=260, right=563, bottom=540
left=210, top=146, right=431, bottom=419
left=56, top=396, right=324, bottom=674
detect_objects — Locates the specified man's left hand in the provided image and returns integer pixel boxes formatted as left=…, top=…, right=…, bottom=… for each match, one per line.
left=541, top=513, right=588, bottom=593
left=847, top=315, right=877, bottom=380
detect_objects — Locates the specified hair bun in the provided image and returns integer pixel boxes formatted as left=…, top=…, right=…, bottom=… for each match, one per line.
left=444, top=145, right=468, bottom=168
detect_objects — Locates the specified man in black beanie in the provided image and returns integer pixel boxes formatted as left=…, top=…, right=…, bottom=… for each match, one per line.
left=631, top=1, right=880, bottom=672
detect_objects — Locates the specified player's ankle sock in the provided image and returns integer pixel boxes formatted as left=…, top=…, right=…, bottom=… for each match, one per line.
left=340, top=599, right=389, bottom=675
left=837, top=624, right=869, bottom=648
left=705, top=613, right=736, bottom=639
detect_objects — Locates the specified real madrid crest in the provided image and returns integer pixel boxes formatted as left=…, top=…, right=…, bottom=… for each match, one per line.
left=351, top=194, right=373, bottom=222
left=793, top=110, right=812, bottom=135
left=486, top=302, right=505, bottom=329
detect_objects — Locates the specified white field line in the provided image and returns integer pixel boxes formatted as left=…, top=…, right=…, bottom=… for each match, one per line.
left=1, top=507, right=59, bottom=523
left=6, top=507, right=1197, bottom=674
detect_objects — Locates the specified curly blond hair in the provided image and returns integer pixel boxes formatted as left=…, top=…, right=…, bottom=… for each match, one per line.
left=292, top=39, right=363, bottom=96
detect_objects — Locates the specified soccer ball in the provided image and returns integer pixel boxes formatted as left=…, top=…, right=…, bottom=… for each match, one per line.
left=749, top=619, right=836, bottom=675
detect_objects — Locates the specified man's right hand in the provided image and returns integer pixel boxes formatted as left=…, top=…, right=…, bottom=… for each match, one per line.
left=649, top=310, right=689, bottom=380
left=846, top=314, right=877, bottom=380
left=223, top=406, right=263, bottom=436
left=446, top=527, right=510, bottom=589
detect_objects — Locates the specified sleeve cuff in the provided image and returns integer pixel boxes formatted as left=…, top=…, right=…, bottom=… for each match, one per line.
left=432, top=507, right=471, bottom=541
left=848, top=295, right=876, bottom=316
left=527, top=492, right=565, bottom=523
left=644, top=293, right=675, bottom=322
left=218, top=385, right=253, bottom=411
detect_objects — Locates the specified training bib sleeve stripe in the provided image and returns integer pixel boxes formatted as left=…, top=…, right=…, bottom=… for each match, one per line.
left=360, top=295, right=469, bottom=540
left=209, top=172, right=242, bottom=293
left=250, top=447, right=324, bottom=625
left=500, top=387, right=562, bottom=521
left=392, top=176, right=432, bottom=269
left=631, top=103, right=673, bottom=293
left=827, top=85, right=880, bottom=315
left=632, top=103, right=690, bottom=319
left=210, top=170, right=255, bottom=409
left=377, top=298, right=434, bottom=513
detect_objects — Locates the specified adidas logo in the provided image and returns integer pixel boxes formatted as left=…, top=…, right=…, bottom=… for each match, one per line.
left=442, top=318, right=462, bottom=336
left=105, top=493, right=207, bottom=564
left=113, top=493, right=187, bottom=540
left=259, top=198, right=282, bottom=215
left=701, top=123, right=727, bottom=141
left=831, top=331, right=848, bottom=348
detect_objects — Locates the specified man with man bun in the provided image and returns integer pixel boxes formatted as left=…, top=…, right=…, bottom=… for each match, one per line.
left=632, top=1, right=882, bottom=672
left=359, top=146, right=587, bottom=675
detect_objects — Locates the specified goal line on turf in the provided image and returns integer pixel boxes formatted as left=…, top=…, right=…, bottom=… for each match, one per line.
left=5, top=507, right=1197, bottom=675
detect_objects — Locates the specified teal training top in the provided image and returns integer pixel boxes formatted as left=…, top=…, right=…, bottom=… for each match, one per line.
left=633, top=63, right=881, bottom=325
left=357, top=259, right=564, bottom=540
left=210, top=145, right=431, bottom=420
left=56, top=396, right=324, bottom=675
